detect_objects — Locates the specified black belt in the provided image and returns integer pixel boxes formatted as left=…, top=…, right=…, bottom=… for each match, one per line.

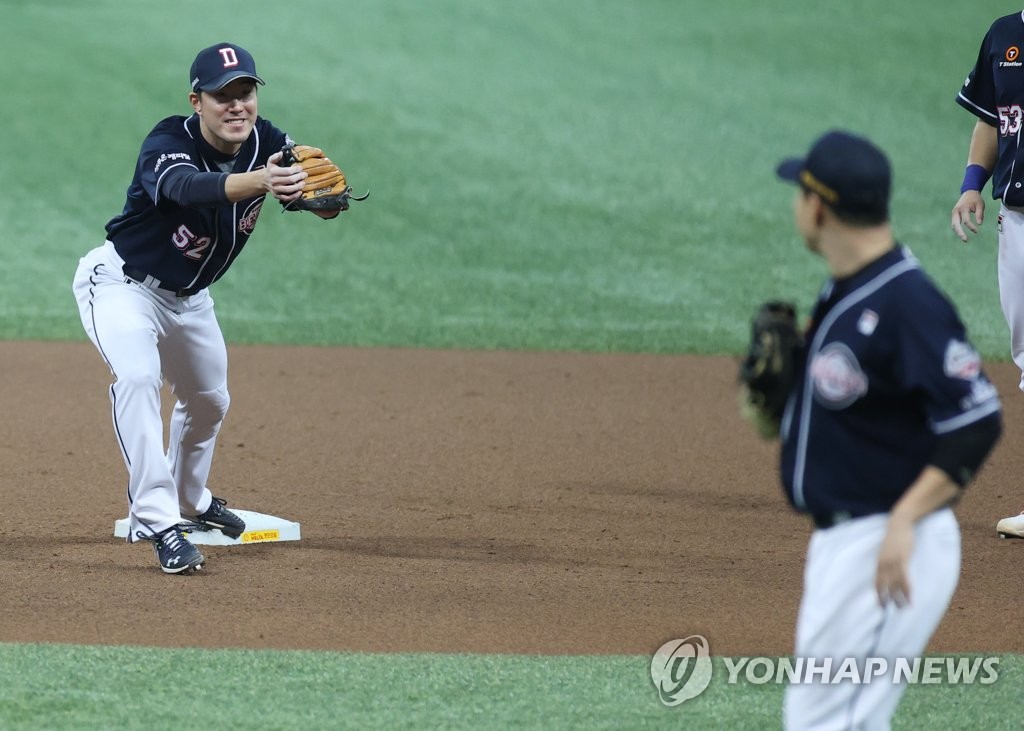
left=810, top=511, right=890, bottom=530
left=811, top=511, right=856, bottom=530
left=123, top=265, right=202, bottom=297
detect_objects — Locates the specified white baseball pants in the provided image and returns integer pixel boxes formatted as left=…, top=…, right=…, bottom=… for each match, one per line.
left=783, top=509, right=960, bottom=731
left=72, top=241, right=228, bottom=539
left=997, top=203, right=1024, bottom=391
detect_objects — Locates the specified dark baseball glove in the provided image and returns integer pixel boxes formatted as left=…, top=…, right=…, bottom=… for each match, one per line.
left=280, top=143, right=369, bottom=213
left=738, top=301, right=804, bottom=438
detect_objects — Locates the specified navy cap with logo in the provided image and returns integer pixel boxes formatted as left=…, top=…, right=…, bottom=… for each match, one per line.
left=776, top=130, right=891, bottom=221
left=189, top=43, right=265, bottom=93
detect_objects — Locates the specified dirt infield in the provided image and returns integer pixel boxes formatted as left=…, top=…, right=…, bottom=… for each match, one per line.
left=0, top=341, right=1020, bottom=656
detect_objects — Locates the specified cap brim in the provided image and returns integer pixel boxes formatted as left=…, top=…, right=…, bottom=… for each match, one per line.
left=199, top=71, right=265, bottom=92
left=775, top=158, right=804, bottom=183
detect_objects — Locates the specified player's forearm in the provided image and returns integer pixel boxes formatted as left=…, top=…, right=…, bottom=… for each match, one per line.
left=895, top=412, right=1002, bottom=523
left=160, top=169, right=277, bottom=206
left=160, top=170, right=228, bottom=207
left=890, top=467, right=962, bottom=525
left=224, top=170, right=272, bottom=202
left=967, top=119, right=998, bottom=170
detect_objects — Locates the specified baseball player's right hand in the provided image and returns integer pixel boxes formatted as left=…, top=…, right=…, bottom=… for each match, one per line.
left=875, top=515, right=914, bottom=608
left=264, top=151, right=307, bottom=203
left=951, top=190, right=985, bottom=242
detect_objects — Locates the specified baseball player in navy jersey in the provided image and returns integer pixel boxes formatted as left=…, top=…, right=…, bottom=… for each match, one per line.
left=71, top=43, right=342, bottom=574
left=772, top=131, right=1002, bottom=730
left=951, top=11, right=1024, bottom=539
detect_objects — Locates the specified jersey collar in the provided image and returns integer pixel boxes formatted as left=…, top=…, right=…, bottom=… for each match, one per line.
left=184, top=114, right=253, bottom=170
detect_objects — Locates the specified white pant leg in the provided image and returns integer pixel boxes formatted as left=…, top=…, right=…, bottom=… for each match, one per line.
left=856, top=510, right=960, bottom=729
left=72, top=243, right=181, bottom=538
left=997, top=204, right=1024, bottom=391
left=784, top=510, right=960, bottom=731
left=160, top=294, right=229, bottom=517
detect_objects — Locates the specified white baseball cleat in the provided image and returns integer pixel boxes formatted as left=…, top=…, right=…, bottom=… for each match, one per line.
left=996, top=511, right=1024, bottom=539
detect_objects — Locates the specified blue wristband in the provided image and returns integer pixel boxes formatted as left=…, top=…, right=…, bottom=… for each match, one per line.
left=960, top=164, right=991, bottom=194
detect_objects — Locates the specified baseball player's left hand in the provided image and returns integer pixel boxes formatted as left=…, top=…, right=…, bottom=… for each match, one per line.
left=875, top=516, right=914, bottom=608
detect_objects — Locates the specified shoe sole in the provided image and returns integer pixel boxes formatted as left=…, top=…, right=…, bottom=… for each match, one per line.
left=160, top=557, right=206, bottom=575
left=998, top=531, right=1024, bottom=539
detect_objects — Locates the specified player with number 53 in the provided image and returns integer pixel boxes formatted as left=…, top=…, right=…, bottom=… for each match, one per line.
left=951, top=11, right=1024, bottom=539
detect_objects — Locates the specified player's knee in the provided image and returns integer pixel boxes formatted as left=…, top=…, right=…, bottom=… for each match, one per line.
left=190, top=385, right=230, bottom=425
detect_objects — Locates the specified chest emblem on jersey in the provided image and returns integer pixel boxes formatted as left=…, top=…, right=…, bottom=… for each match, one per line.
left=944, top=340, right=981, bottom=380
left=856, top=309, right=879, bottom=336
left=810, top=343, right=868, bottom=409
left=239, top=199, right=264, bottom=235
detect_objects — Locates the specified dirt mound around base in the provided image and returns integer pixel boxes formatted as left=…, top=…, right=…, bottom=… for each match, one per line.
left=0, top=342, right=1019, bottom=655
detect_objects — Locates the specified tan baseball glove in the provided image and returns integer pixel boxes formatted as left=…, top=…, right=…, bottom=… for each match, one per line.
left=280, top=143, right=369, bottom=212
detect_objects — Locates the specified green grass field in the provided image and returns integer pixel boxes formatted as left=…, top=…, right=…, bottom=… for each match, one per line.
left=1, top=645, right=1018, bottom=731
left=1, top=0, right=1020, bottom=728
left=0, top=0, right=1013, bottom=355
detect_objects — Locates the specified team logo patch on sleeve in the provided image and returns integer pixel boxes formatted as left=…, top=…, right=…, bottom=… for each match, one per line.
left=960, top=378, right=999, bottom=411
left=810, top=343, right=868, bottom=409
left=944, top=340, right=982, bottom=380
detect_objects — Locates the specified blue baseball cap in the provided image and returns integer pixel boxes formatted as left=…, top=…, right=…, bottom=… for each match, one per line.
left=189, top=43, right=265, bottom=92
left=776, top=130, right=891, bottom=221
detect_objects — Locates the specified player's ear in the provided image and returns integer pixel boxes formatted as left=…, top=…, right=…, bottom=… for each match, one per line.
left=814, top=200, right=826, bottom=227
left=805, top=193, right=826, bottom=227
left=189, top=91, right=202, bottom=114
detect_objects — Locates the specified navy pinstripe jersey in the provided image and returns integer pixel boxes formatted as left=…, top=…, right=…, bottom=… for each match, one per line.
left=779, top=246, right=1001, bottom=520
left=957, top=11, right=1024, bottom=205
left=105, top=114, right=289, bottom=292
